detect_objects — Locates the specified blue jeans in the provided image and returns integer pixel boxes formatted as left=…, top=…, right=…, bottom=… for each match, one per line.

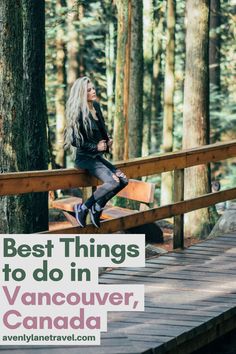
left=75, top=155, right=128, bottom=207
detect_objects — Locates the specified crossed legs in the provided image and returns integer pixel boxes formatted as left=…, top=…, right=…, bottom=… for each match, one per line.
left=75, top=155, right=128, bottom=227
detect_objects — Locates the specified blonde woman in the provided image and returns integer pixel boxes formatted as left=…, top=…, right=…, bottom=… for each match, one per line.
left=64, top=76, right=128, bottom=228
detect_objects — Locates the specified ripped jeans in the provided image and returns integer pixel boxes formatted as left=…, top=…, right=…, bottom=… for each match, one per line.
left=75, top=154, right=128, bottom=208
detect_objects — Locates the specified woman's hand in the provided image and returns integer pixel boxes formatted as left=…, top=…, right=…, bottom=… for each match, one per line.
left=107, top=139, right=113, bottom=148
left=97, top=140, right=107, bottom=151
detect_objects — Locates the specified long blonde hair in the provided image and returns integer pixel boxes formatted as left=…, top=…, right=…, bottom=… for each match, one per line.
left=64, top=76, right=93, bottom=150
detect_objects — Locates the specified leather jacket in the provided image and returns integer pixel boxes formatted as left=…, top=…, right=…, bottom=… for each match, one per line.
left=72, top=101, right=110, bottom=158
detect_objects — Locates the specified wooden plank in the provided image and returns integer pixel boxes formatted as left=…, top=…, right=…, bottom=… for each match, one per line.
left=117, top=266, right=166, bottom=272
left=51, top=197, right=82, bottom=212
left=143, top=307, right=226, bottom=316
left=43, top=187, right=236, bottom=234
left=101, top=277, right=236, bottom=292
left=109, top=322, right=192, bottom=336
left=102, top=206, right=138, bottom=220
left=109, top=312, right=210, bottom=323
left=169, top=267, right=236, bottom=276
left=1, top=140, right=236, bottom=196
left=126, top=334, right=172, bottom=343
left=103, top=266, right=236, bottom=281
left=210, top=236, right=236, bottom=242
left=160, top=253, right=212, bottom=259
left=181, top=250, right=236, bottom=258
left=110, top=317, right=202, bottom=327
left=202, top=240, right=236, bottom=247
left=145, top=272, right=236, bottom=282
left=190, top=240, right=233, bottom=248
left=0, top=170, right=98, bottom=196
left=179, top=268, right=236, bottom=275
left=146, top=294, right=236, bottom=305
left=51, top=198, right=138, bottom=220
left=146, top=298, right=236, bottom=308
left=100, top=273, right=214, bottom=285
left=180, top=249, right=226, bottom=255
left=147, top=257, right=203, bottom=264
left=102, top=269, right=168, bottom=277
left=117, top=179, right=155, bottom=203
left=189, top=244, right=230, bottom=251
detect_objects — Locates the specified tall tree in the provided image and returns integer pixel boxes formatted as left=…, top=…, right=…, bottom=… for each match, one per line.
left=102, top=0, right=116, bottom=133
left=161, top=0, right=176, bottom=205
left=113, top=0, right=129, bottom=161
left=209, top=0, right=221, bottom=90
left=77, top=4, right=85, bottom=77
left=128, top=0, right=143, bottom=158
left=67, top=0, right=80, bottom=90
left=22, top=0, right=49, bottom=232
left=113, top=0, right=143, bottom=161
left=55, top=0, right=67, bottom=167
left=142, top=0, right=154, bottom=156
left=0, top=1, right=27, bottom=232
left=183, top=0, right=214, bottom=238
left=151, top=0, right=165, bottom=153
left=209, top=0, right=221, bottom=143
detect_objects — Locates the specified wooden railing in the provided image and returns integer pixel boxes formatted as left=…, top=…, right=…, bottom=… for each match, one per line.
left=1, top=140, right=236, bottom=248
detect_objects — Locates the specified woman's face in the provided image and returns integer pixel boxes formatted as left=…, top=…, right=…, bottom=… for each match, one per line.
left=87, top=82, right=97, bottom=102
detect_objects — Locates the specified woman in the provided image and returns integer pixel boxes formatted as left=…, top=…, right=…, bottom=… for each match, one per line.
left=64, top=76, right=128, bottom=228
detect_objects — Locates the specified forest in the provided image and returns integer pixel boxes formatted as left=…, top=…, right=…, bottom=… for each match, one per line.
left=0, top=0, right=235, bottom=236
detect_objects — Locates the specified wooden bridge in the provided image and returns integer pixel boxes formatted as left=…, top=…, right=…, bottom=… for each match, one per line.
left=1, top=140, right=236, bottom=353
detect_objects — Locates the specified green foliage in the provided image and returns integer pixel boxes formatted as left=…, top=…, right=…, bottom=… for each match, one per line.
left=112, top=197, right=140, bottom=211
left=210, top=84, right=236, bottom=141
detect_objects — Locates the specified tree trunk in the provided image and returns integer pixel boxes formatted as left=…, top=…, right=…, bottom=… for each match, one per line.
left=55, top=0, right=67, bottom=167
left=105, top=5, right=116, bottom=133
left=0, top=1, right=24, bottom=233
left=209, top=0, right=221, bottom=143
left=22, top=0, right=49, bottom=232
left=113, top=0, right=129, bottom=161
left=209, top=0, right=221, bottom=89
left=161, top=0, right=176, bottom=205
left=128, top=0, right=143, bottom=158
left=183, top=0, right=214, bottom=239
left=78, top=5, right=85, bottom=77
left=142, top=0, right=153, bottom=156
left=0, top=0, right=40, bottom=233
left=67, top=0, right=83, bottom=91
left=151, top=1, right=164, bottom=152
left=113, top=0, right=143, bottom=161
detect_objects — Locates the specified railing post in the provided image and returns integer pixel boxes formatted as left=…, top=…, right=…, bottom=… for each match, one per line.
left=173, top=168, right=184, bottom=249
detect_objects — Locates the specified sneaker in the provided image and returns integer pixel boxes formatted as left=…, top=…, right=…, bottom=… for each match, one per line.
left=73, top=204, right=88, bottom=227
left=89, top=204, right=103, bottom=228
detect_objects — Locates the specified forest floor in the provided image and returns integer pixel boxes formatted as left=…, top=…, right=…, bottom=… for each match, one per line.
left=153, top=225, right=200, bottom=251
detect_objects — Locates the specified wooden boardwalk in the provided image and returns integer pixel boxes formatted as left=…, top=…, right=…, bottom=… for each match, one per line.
left=98, top=234, right=236, bottom=354
left=1, top=234, right=236, bottom=354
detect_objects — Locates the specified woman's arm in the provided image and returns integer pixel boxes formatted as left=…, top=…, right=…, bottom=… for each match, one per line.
left=72, top=119, right=106, bottom=153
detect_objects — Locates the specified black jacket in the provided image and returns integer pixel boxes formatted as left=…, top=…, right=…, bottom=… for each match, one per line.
left=72, top=101, right=110, bottom=157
